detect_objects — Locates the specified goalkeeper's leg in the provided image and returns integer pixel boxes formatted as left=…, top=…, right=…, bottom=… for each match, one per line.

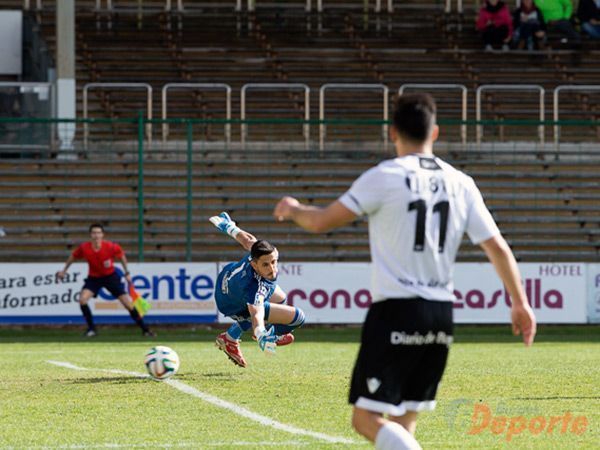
left=225, top=320, right=252, bottom=341
left=264, top=303, right=306, bottom=345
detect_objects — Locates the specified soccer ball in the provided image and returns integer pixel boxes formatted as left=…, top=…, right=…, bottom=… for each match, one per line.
left=144, top=346, right=180, bottom=380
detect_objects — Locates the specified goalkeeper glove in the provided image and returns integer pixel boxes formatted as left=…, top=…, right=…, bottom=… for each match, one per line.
left=209, top=212, right=241, bottom=238
left=255, top=326, right=277, bottom=354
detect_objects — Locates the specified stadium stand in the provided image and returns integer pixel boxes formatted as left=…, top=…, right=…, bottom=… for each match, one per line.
left=0, top=1, right=599, bottom=262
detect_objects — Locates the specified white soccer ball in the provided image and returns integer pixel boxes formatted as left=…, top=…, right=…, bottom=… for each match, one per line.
left=144, top=346, right=180, bottom=380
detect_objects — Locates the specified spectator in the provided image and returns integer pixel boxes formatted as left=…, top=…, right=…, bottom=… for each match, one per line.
left=578, top=0, right=600, bottom=39
left=513, top=0, right=547, bottom=49
left=476, top=0, right=513, bottom=52
left=534, top=0, right=580, bottom=44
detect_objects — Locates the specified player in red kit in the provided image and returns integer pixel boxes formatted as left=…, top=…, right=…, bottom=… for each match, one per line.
left=57, top=223, right=155, bottom=337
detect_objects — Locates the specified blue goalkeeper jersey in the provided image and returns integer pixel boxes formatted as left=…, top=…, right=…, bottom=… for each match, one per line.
left=215, top=254, right=277, bottom=317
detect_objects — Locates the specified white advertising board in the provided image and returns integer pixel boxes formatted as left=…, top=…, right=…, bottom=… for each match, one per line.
left=453, top=263, right=587, bottom=324
left=0, top=262, right=588, bottom=325
left=586, top=263, right=600, bottom=323
left=0, top=263, right=217, bottom=324
left=217, top=262, right=587, bottom=324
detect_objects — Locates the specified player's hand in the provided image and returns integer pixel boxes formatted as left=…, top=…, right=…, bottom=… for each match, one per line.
left=274, top=196, right=300, bottom=222
left=511, top=303, right=536, bottom=347
left=256, top=326, right=277, bottom=354
left=209, top=212, right=236, bottom=235
left=56, top=270, right=66, bottom=280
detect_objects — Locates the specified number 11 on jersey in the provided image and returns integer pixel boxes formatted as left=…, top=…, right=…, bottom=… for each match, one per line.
left=408, top=200, right=450, bottom=253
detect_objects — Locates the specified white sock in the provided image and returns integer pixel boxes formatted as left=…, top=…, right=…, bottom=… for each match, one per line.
left=375, top=421, right=422, bottom=450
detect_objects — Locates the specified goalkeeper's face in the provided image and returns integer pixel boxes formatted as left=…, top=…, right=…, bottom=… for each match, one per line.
left=251, top=250, right=279, bottom=281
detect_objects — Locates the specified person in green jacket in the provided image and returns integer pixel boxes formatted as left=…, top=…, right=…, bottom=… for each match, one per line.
left=534, top=0, right=581, bottom=43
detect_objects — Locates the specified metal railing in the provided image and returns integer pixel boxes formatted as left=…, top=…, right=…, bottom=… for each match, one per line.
left=2, top=81, right=600, bottom=146
left=82, top=82, right=153, bottom=148
left=476, top=84, right=545, bottom=144
left=241, top=83, right=311, bottom=147
left=161, top=83, right=232, bottom=144
left=319, top=83, right=389, bottom=150
left=553, top=85, right=600, bottom=145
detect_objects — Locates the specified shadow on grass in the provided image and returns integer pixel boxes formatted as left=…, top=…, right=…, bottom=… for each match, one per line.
left=1, top=325, right=598, bottom=343
left=67, top=376, right=145, bottom=385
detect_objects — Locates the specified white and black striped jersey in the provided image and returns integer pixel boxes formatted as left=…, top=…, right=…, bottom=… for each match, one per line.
left=339, top=154, right=500, bottom=302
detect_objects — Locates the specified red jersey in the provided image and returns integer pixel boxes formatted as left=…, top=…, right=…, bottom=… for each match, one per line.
left=72, top=240, right=124, bottom=278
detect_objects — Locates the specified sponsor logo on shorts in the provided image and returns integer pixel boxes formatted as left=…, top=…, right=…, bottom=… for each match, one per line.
left=390, top=331, right=453, bottom=347
left=367, top=378, right=381, bottom=394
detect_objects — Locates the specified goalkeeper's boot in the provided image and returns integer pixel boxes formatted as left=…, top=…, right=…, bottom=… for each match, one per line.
left=216, top=332, right=247, bottom=368
left=276, top=333, right=295, bottom=346
left=83, top=328, right=97, bottom=338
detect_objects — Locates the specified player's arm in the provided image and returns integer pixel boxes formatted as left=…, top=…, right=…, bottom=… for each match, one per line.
left=209, top=212, right=257, bottom=251
left=56, top=254, right=76, bottom=280
left=116, top=254, right=133, bottom=283
left=479, top=235, right=537, bottom=346
left=247, top=301, right=276, bottom=354
left=248, top=302, right=267, bottom=337
left=273, top=197, right=357, bottom=233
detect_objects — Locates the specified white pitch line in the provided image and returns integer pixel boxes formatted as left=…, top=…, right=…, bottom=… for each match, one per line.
left=46, top=360, right=357, bottom=445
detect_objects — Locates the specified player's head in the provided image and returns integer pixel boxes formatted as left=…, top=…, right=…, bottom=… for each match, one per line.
left=250, top=240, right=279, bottom=281
left=391, top=93, right=439, bottom=147
left=88, top=223, right=104, bottom=242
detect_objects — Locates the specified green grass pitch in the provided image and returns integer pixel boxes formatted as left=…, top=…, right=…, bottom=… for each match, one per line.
left=0, top=325, right=598, bottom=449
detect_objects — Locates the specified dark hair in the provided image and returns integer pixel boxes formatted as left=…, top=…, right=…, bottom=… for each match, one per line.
left=250, top=240, right=276, bottom=260
left=89, top=223, right=104, bottom=232
left=393, top=93, right=437, bottom=143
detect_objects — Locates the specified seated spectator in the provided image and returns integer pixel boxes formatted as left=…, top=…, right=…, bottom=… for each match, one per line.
left=513, top=0, right=547, bottom=49
left=476, top=0, right=513, bottom=51
left=534, top=0, right=580, bottom=44
left=578, top=0, right=600, bottom=39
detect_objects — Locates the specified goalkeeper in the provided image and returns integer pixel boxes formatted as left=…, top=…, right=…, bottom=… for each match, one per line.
left=210, top=212, right=306, bottom=368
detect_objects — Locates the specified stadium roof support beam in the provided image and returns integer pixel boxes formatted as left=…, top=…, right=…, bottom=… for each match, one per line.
left=56, top=0, right=76, bottom=153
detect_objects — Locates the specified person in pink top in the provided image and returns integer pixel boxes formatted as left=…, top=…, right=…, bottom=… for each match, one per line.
left=476, top=0, right=513, bottom=51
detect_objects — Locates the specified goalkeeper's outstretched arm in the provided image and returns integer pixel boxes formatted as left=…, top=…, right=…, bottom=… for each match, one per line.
left=209, top=212, right=257, bottom=251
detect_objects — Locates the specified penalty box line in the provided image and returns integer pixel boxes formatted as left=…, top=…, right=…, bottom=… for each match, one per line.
left=46, top=360, right=357, bottom=445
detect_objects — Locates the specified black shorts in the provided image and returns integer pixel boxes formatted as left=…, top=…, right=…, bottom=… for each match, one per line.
left=82, top=272, right=127, bottom=298
left=349, top=298, right=453, bottom=416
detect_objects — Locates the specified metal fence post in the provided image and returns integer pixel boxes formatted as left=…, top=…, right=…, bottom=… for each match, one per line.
left=186, top=120, right=193, bottom=262
left=137, top=112, right=145, bottom=262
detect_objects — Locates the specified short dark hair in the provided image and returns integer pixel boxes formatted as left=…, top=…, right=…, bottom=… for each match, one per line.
left=89, top=223, right=104, bottom=233
left=250, top=240, right=276, bottom=260
left=392, top=93, right=437, bottom=143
